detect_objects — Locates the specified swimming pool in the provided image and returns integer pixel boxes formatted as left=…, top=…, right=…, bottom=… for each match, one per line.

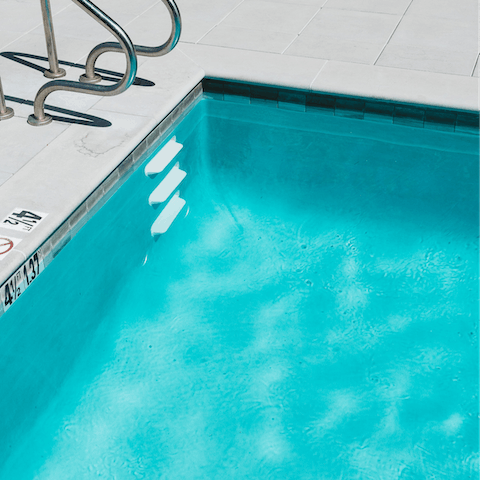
left=0, top=92, right=478, bottom=479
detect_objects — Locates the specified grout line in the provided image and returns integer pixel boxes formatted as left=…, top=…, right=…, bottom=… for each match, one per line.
left=123, top=0, right=160, bottom=28
left=309, top=60, right=328, bottom=89
left=373, top=0, right=414, bottom=65
left=298, top=6, right=322, bottom=36
left=470, top=54, right=479, bottom=77
left=281, top=6, right=322, bottom=55
left=196, top=0, right=246, bottom=44
left=281, top=35, right=300, bottom=55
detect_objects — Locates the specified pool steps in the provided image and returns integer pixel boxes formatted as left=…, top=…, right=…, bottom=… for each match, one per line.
left=146, top=136, right=187, bottom=236
left=144, top=137, right=183, bottom=176
left=150, top=193, right=186, bottom=236
left=148, top=164, right=186, bottom=205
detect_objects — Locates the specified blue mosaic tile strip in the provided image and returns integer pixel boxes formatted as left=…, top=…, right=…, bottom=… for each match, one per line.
left=203, top=79, right=479, bottom=135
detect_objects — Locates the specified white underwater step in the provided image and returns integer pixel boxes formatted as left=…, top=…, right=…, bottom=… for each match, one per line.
left=151, top=193, right=186, bottom=236
left=148, top=164, right=186, bottom=206
left=144, top=136, right=183, bottom=177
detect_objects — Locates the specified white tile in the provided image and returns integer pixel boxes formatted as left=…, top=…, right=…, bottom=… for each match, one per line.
left=179, top=21, right=220, bottom=44
left=176, top=0, right=243, bottom=24
left=284, top=9, right=400, bottom=63
left=406, top=0, right=477, bottom=21
left=0, top=0, right=44, bottom=34
left=285, top=34, right=384, bottom=64
left=389, top=15, right=477, bottom=53
left=179, top=43, right=326, bottom=89
left=199, top=25, right=297, bottom=54
left=312, top=61, right=479, bottom=111
left=221, top=0, right=319, bottom=34
left=0, top=171, right=12, bottom=187
left=0, top=30, right=20, bottom=50
left=0, top=116, right=68, bottom=174
left=29, top=3, right=130, bottom=42
left=94, top=0, right=161, bottom=19
left=377, top=44, right=478, bottom=77
left=323, top=0, right=410, bottom=14
left=94, top=49, right=204, bottom=119
left=297, top=9, right=401, bottom=44
left=264, top=0, right=326, bottom=4
left=174, top=0, right=244, bottom=42
left=1, top=32, right=107, bottom=74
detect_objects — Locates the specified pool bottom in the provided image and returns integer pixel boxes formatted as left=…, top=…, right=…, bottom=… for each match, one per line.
left=0, top=98, right=478, bottom=479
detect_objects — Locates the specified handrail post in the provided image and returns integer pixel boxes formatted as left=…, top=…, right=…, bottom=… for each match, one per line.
left=0, top=76, right=14, bottom=120
left=28, top=0, right=138, bottom=126
left=40, top=0, right=67, bottom=78
left=80, top=0, right=181, bottom=84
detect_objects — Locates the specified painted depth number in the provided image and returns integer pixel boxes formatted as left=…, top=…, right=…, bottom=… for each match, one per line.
left=1, top=209, right=47, bottom=233
left=1, top=251, right=43, bottom=313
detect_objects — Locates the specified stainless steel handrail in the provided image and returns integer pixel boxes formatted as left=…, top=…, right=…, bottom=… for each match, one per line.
left=28, top=0, right=138, bottom=126
left=40, top=0, right=66, bottom=78
left=80, top=0, right=181, bottom=84
left=0, top=76, right=14, bottom=120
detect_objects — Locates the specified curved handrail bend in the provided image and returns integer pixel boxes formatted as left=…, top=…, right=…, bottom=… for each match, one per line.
left=28, top=0, right=138, bottom=126
left=80, top=0, right=181, bottom=84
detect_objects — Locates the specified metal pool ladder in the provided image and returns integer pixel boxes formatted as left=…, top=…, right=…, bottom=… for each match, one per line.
left=40, top=0, right=181, bottom=83
left=0, top=76, right=14, bottom=120
left=29, top=0, right=138, bottom=126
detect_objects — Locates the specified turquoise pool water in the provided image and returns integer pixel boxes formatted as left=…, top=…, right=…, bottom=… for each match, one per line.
left=0, top=98, right=478, bottom=479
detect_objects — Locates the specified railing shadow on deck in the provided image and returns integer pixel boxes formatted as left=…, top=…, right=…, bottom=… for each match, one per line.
left=1, top=51, right=155, bottom=87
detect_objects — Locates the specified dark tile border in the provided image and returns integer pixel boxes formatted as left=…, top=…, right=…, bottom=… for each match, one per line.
left=203, top=78, right=479, bottom=136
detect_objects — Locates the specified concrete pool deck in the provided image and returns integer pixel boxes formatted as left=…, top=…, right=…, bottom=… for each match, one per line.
left=0, top=0, right=478, bottom=304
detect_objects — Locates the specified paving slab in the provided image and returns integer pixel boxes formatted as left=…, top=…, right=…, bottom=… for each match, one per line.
left=179, top=43, right=327, bottom=90
left=377, top=44, right=478, bottom=76
left=388, top=15, right=477, bottom=53
left=323, top=0, right=411, bottom=15
left=285, top=9, right=401, bottom=63
left=311, top=61, right=478, bottom=111
left=220, top=0, right=320, bottom=34
left=199, top=25, right=297, bottom=54
left=285, top=33, right=385, bottom=64
left=405, top=0, right=478, bottom=21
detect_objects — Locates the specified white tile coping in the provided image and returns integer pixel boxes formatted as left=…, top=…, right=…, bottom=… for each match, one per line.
left=178, top=43, right=479, bottom=112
